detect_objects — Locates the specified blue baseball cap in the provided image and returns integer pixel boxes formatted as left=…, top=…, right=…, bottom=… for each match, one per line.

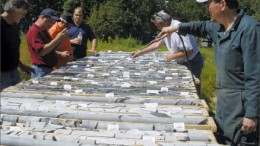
left=40, top=8, right=60, bottom=21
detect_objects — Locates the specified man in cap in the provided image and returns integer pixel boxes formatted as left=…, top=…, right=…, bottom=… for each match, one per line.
left=1, top=0, right=34, bottom=91
left=27, top=8, right=69, bottom=78
left=48, top=13, right=74, bottom=70
left=131, top=10, right=204, bottom=96
left=158, top=0, right=259, bottom=144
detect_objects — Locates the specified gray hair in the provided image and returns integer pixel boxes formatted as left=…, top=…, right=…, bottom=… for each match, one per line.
left=151, top=10, right=172, bottom=23
left=4, top=0, right=29, bottom=12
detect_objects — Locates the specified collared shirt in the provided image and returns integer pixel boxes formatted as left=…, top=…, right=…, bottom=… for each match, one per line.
left=69, top=22, right=96, bottom=59
left=179, top=9, right=260, bottom=118
left=163, top=19, right=199, bottom=64
left=48, top=22, right=73, bottom=69
left=27, top=23, right=58, bottom=67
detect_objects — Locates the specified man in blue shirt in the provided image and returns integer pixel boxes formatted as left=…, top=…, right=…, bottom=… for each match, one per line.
left=158, top=0, right=259, bottom=144
left=69, top=7, right=97, bottom=60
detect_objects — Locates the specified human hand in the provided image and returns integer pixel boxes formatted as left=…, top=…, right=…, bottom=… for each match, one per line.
left=131, top=50, right=142, bottom=58
left=158, top=25, right=179, bottom=38
left=59, top=51, right=71, bottom=59
left=241, top=117, right=258, bottom=133
left=71, top=38, right=81, bottom=45
left=165, top=53, right=175, bottom=62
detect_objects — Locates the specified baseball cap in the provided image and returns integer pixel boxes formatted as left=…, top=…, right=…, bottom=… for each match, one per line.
left=196, top=0, right=208, bottom=3
left=40, top=8, right=60, bottom=21
left=60, top=13, right=74, bottom=25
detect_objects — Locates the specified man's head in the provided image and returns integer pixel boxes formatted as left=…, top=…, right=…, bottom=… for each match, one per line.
left=3, top=0, right=29, bottom=24
left=38, top=8, right=60, bottom=30
left=73, top=7, right=84, bottom=26
left=151, top=10, right=172, bottom=30
left=59, top=13, right=74, bottom=29
left=196, top=0, right=238, bottom=9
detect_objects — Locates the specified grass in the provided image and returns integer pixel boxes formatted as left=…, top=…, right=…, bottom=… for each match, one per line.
left=19, top=34, right=216, bottom=111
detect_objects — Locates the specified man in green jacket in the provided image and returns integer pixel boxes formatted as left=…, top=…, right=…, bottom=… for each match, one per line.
left=158, top=0, right=259, bottom=144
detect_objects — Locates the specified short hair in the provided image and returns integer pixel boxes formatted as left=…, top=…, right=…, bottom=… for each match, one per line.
left=215, top=0, right=238, bottom=9
left=4, top=0, right=29, bottom=12
left=151, top=10, right=172, bottom=24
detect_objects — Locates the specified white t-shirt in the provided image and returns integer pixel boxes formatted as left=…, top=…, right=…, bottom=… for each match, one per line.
left=163, top=19, right=199, bottom=64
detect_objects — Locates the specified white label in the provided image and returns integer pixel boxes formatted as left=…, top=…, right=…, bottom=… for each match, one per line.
left=149, top=81, right=157, bottom=85
left=87, top=74, right=95, bottom=78
left=134, top=73, right=141, bottom=76
left=172, top=73, right=179, bottom=76
left=180, top=92, right=190, bottom=96
left=106, top=92, right=114, bottom=97
left=158, top=70, right=166, bottom=74
left=121, top=83, right=131, bottom=88
left=91, top=81, right=99, bottom=85
left=173, top=123, right=185, bottom=131
left=103, top=73, right=110, bottom=76
left=107, top=124, right=119, bottom=131
left=75, top=89, right=83, bottom=93
left=63, top=76, right=70, bottom=80
left=85, top=68, right=95, bottom=72
left=72, top=78, right=79, bottom=81
left=63, top=93, right=71, bottom=97
left=123, top=74, right=130, bottom=78
left=111, top=70, right=117, bottom=74
left=147, top=90, right=159, bottom=94
left=165, top=77, right=173, bottom=80
left=143, top=136, right=155, bottom=143
left=64, top=85, right=72, bottom=90
left=50, top=82, right=58, bottom=86
left=32, top=80, right=39, bottom=84
left=161, top=87, right=168, bottom=92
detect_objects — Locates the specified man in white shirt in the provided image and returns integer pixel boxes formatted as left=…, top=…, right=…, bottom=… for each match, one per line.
left=131, top=10, right=204, bottom=96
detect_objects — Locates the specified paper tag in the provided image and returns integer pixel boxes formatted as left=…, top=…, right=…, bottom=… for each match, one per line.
left=87, top=74, right=95, bottom=78
left=50, top=82, right=58, bottom=86
left=147, top=90, right=159, bottom=94
left=149, top=81, right=157, bottom=85
left=106, top=92, right=114, bottom=97
left=165, top=77, right=173, bottom=80
left=63, top=93, right=71, bottom=97
left=111, top=70, right=117, bottom=74
left=72, top=78, right=79, bottom=81
left=143, top=136, right=155, bottom=143
left=123, top=74, right=130, bottom=78
left=75, top=89, right=83, bottom=93
left=161, top=87, right=168, bottom=92
left=63, top=76, right=70, bottom=80
left=158, top=70, right=166, bottom=74
left=32, top=80, right=39, bottom=84
left=144, top=103, right=158, bottom=108
left=134, top=73, right=141, bottom=76
left=91, top=81, right=99, bottom=85
left=121, top=83, right=131, bottom=88
left=64, top=85, right=72, bottom=90
left=107, top=124, right=119, bottom=131
left=85, top=68, right=95, bottom=72
left=172, top=73, right=179, bottom=76
left=103, top=73, right=110, bottom=76
left=173, top=123, right=186, bottom=131
left=180, top=92, right=190, bottom=96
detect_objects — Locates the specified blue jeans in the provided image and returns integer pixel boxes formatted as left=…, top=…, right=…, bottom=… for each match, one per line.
left=31, top=65, right=52, bottom=78
left=1, top=68, right=22, bottom=91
